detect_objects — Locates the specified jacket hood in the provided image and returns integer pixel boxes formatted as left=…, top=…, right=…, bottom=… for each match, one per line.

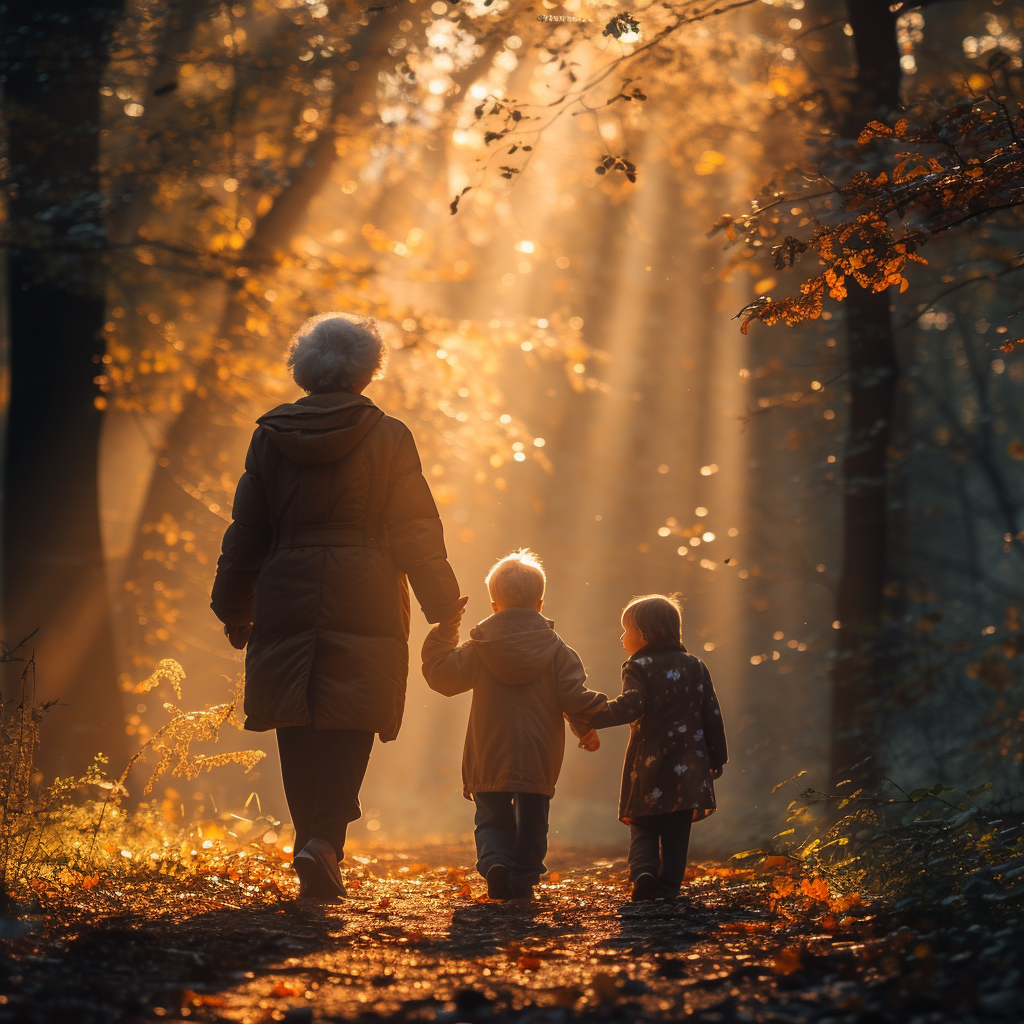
left=257, top=392, right=384, bottom=465
left=469, top=608, right=561, bottom=686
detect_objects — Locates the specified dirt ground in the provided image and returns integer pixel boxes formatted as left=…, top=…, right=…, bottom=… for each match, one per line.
left=1, top=844, right=1021, bottom=1024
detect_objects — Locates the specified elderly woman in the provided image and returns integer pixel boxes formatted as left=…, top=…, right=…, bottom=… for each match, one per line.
left=211, top=313, right=464, bottom=899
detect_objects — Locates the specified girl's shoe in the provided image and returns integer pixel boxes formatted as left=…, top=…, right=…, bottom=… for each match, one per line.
left=631, top=873, right=658, bottom=902
left=486, top=863, right=515, bottom=899
left=293, top=838, right=347, bottom=900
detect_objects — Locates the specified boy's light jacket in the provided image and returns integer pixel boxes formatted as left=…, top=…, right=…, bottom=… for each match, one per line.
left=422, top=608, right=606, bottom=799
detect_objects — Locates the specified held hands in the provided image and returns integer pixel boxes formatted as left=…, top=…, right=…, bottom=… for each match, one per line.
left=577, top=729, right=600, bottom=752
left=710, top=766, right=724, bottom=780
left=437, top=596, right=470, bottom=638
left=225, top=623, right=252, bottom=650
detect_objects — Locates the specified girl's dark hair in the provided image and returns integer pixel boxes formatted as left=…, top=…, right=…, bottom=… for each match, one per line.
left=621, top=593, right=682, bottom=646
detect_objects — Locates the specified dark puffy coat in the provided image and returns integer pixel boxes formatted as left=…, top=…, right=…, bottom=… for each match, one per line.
left=421, top=608, right=607, bottom=798
left=589, top=641, right=728, bottom=824
left=211, top=392, right=462, bottom=740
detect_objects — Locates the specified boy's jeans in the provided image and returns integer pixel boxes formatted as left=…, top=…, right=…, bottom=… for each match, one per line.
left=628, top=811, right=693, bottom=898
left=472, top=791, right=550, bottom=893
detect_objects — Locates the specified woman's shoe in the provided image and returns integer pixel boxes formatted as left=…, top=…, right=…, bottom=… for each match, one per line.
left=631, top=872, right=658, bottom=902
left=293, top=838, right=347, bottom=900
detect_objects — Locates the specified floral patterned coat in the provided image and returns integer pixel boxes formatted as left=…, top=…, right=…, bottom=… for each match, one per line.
left=589, top=641, right=728, bottom=824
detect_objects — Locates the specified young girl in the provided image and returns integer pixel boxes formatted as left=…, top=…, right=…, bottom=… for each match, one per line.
left=581, top=594, right=728, bottom=902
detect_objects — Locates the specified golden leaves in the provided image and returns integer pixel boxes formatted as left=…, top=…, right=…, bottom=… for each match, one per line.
left=117, top=676, right=265, bottom=796
left=734, top=99, right=1021, bottom=332
left=129, top=658, right=186, bottom=699
left=857, top=117, right=908, bottom=145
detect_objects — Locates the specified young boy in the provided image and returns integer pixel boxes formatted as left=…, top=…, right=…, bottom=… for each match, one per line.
left=422, top=549, right=605, bottom=899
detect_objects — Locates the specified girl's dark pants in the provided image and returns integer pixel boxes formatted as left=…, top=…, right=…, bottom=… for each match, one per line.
left=628, top=811, right=693, bottom=898
left=473, top=791, right=550, bottom=892
left=276, top=726, right=375, bottom=860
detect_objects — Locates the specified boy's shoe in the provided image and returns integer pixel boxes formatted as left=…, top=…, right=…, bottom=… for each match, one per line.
left=511, top=882, right=535, bottom=900
left=631, top=872, right=658, bottom=902
left=293, top=838, right=347, bottom=900
left=486, top=863, right=515, bottom=899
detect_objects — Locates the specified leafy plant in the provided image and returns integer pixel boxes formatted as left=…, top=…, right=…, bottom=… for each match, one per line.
left=736, top=772, right=1024, bottom=909
left=1, top=646, right=266, bottom=896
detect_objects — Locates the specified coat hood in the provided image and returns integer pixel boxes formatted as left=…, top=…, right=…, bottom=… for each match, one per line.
left=257, top=392, right=384, bottom=465
left=469, top=608, right=561, bottom=686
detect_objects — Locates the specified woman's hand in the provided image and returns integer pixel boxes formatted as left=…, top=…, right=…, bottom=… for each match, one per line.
left=225, top=623, right=252, bottom=650
left=436, top=596, right=469, bottom=641
left=709, top=765, right=723, bottom=780
left=578, top=729, right=600, bottom=752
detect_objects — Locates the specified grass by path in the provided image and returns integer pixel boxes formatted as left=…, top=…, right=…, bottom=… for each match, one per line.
left=0, top=845, right=1021, bottom=1023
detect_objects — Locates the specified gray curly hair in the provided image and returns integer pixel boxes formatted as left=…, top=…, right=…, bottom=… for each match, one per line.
left=287, top=312, right=388, bottom=394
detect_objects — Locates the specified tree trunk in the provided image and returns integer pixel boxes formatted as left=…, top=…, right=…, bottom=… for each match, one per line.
left=1, top=0, right=129, bottom=774
left=829, top=0, right=903, bottom=788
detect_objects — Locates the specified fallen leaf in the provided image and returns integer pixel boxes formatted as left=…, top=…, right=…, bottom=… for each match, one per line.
left=801, top=876, right=830, bottom=902
left=773, top=875, right=797, bottom=897
left=773, top=945, right=804, bottom=975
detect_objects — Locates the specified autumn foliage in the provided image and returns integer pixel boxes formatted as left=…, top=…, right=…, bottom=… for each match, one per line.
left=717, top=97, right=1024, bottom=333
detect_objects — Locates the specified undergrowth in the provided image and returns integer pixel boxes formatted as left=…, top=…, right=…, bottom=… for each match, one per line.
left=733, top=771, right=1024, bottom=911
left=1, top=635, right=275, bottom=902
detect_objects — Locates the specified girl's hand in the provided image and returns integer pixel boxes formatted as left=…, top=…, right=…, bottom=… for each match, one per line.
left=709, top=766, right=723, bottom=780
left=578, top=729, right=600, bottom=752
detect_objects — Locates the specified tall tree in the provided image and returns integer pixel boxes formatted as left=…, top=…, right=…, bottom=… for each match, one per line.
left=1, top=0, right=129, bottom=772
left=830, top=0, right=903, bottom=788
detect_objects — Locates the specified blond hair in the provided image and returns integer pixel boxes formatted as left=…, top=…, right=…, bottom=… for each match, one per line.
left=621, top=593, right=682, bottom=646
left=486, top=548, right=546, bottom=609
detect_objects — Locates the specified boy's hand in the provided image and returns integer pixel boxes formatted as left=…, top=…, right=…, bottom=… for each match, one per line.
left=225, top=623, right=252, bottom=650
left=439, top=596, right=469, bottom=628
left=578, top=729, right=600, bottom=752
left=709, top=766, right=723, bottom=780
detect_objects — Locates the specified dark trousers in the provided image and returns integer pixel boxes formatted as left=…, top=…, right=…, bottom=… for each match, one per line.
left=276, top=726, right=375, bottom=861
left=628, top=811, right=693, bottom=898
left=473, top=791, right=550, bottom=891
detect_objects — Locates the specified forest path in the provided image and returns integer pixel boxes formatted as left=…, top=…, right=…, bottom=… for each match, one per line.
left=0, top=845, right=1018, bottom=1023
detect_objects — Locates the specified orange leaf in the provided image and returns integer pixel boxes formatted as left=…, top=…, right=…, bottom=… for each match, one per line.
left=81, top=874, right=100, bottom=889
left=1008, top=440, right=1024, bottom=461
left=773, top=946, right=804, bottom=975
left=801, top=876, right=830, bottom=902
left=273, top=981, right=304, bottom=997
left=458, top=882, right=473, bottom=899
left=518, top=956, right=543, bottom=971
left=828, top=892, right=865, bottom=913
left=773, top=875, right=797, bottom=897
